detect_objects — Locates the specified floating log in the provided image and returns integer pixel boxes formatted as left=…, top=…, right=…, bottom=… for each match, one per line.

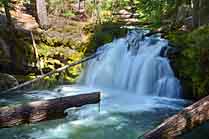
left=144, top=95, right=209, bottom=139
left=0, top=92, right=100, bottom=128
left=1, top=52, right=101, bottom=94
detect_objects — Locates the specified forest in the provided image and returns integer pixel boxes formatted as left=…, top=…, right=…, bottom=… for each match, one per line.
left=0, top=0, right=209, bottom=139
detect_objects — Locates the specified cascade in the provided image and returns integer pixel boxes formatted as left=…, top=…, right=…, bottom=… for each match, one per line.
left=80, top=29, right=181, bottom=98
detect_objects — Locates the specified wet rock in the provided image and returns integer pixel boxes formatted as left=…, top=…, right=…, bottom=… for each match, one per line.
left=0, top=37, right=10, bottom=58
left=0, top=73, right=18, bottom=91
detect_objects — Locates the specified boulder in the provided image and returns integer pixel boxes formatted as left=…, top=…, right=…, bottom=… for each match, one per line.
left=0, top=73, right=18, bottom=91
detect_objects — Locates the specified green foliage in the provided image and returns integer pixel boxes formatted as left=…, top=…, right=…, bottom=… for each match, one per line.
left=167, top=25, right=209, bottom=99
left=37, top=32, right=84, bottom=85
left=134, top=0, right=176, bottom=22
left=82, top=0, right=180, bottom=24
left=83, top=22, right=128, bottom=55
left=0, top=0, right=9, bottom=4
left=63, top=10, right=75, bottom=17
left=187, top=26, right=209, bottom=48
left=45, top=0, right=187, bottom=24
left=85, top=0, right=95, bottom=16
left=47, top=0, right=74, bottom=16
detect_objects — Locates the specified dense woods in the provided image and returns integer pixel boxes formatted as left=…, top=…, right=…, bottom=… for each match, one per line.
left=0, top=0, right=209, bottom=139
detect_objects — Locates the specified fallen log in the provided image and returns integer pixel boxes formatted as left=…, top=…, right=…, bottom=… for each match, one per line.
left=1, top=52, right=101, bottom=94
left=145, top=30, right=164, bottom=37
left=0, top=92, right=100, bottom=128
left=144, top=95, right=209, bottom=139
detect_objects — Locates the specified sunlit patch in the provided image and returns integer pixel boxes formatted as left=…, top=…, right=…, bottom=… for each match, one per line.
left=24, top=85, right=101, bottom=100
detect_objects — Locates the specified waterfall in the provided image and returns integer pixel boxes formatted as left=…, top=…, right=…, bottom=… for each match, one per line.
left=80, top=30, right=181, bottom=98
left=5, top=30, right=187, bottom=139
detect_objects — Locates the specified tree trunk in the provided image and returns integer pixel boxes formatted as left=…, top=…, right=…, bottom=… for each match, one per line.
left=144, top=95, right=209, bottom=139
left=192, top=0, right=200, bottom=28
left=0, top=92, right=100, bottom=128
left=199, top=0, right=209, bottom=26
left=94, top=0, right=101, bottom=24
left=3, top=0, right=13, bottom=27
left=34, top=0, right=48, bottom=29
left=78, top=0, right=81, bottom=11
left=174, top=0, right=182, bottom=23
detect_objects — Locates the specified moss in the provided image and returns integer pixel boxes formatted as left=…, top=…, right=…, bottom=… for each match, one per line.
left=1, top=20, right=128, bottom=90
left=82, top=22, right=128, bottom=55
left=35, top=32, right=84, bottom=85
left=166, top=25, right=209, bottom=99
left=35, top=22, right=129, bottom=86
left=42, top=36, right=63, bottom=46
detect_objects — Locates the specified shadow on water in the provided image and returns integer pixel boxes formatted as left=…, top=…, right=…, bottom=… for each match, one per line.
left=178, top=121, right=209, bottom=139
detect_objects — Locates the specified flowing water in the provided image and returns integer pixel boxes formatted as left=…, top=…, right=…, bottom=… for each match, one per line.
left=0, top=29, right=195, bottom=139
left=80, top=30, right=181, bottom=98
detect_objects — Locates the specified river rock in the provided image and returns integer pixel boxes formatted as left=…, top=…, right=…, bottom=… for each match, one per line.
left=0, top=73, right=18, bottom=91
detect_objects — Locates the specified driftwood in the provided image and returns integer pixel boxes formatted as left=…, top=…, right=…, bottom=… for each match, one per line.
left=1, top=53, right=100, bottom=94
left=0, top=92, right=100, bottom=128
left=144, top=95, right=209, bottom=139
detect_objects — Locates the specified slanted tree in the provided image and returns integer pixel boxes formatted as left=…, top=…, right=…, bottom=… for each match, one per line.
left=31, top=0, right=48, bottom=29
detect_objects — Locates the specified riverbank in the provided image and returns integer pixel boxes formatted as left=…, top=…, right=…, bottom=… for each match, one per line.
left=0, top=6, right=128, bottom=91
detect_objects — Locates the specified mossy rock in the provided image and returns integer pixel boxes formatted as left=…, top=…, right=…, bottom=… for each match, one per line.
left=83, top=22, right=128, bottom=55
left=0, top=73, right=18, bottom=91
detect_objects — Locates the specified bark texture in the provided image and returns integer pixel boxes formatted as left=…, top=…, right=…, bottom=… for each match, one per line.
left=0, top=92, right=100, bottom=128
left=144, top=95, right=209, bottom=139
left=34, top=0, right=48, bottom=29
